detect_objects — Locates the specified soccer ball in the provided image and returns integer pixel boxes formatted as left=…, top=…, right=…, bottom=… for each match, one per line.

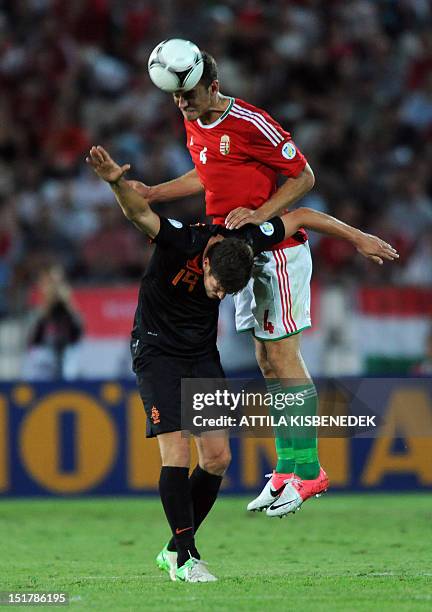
left=148, top=39, right=204, bottom=93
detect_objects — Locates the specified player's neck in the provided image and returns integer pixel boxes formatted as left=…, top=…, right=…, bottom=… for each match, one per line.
left=200, top=94, right=231, bottom=125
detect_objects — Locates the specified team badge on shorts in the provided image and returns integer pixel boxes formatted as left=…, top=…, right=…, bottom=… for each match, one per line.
left=259, top=222, right=275, bottom=236
left=151, top=406, right=160, bottom=424
left=281, top=141, right=297, bottom=159
left=219, top=134, right=230, bottom=155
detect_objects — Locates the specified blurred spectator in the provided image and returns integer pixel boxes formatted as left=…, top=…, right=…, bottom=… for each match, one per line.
left=22, top=265, right=83, bottom=380
left=80, top=207, right=148, bottom=281
left=42, top=106, right=91, bottom=176
left=383, top=174, right=432, bottom=242
left=399, top=74, right=432, bottom=132
left=315, top=199, right=362, bottom=281
left=0, top=197, right=22, bottom=316
left=400, top=229, right=432, bottom=286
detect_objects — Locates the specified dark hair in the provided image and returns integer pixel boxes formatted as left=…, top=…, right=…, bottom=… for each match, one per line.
left=207, top=238, right=254, bottom=294
left=199, top=50, right=218, bottom=87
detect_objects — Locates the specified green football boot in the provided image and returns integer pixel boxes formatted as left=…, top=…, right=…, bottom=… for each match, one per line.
left=156, top=544, right=177, bottom=581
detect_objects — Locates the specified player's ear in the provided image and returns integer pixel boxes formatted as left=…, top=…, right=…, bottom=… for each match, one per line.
left=202, top=256, right=210, bottom=271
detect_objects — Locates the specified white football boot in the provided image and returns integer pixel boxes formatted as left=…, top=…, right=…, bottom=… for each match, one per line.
left=176, top=557, right=218, bottom=582
left=247, top=471, right=294, bottom=512
left=266, top=467, right=329, bottom=518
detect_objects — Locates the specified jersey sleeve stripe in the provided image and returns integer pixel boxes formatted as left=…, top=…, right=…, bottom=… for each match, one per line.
left=230, top=109, right=281, bottom=146
left=233, top=103, right=284, bottom=143
left=232, top=104, right=284, bottom=144
left=233, top=103, right=284, bottom=139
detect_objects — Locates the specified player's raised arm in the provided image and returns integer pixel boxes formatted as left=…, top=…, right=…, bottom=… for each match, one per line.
left=225, top=164, right=315, bottom=230
left=86, top=146, right=160, bottom=238
left=282, top=208, right=399, bottom=265
left=128, top=168, right=204, bottom=203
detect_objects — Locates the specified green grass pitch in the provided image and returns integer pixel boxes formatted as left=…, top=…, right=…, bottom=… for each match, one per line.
left=1, top=494, right=431, bottom=611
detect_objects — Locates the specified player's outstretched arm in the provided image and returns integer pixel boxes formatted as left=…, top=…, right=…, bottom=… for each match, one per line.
left=282, top=207, right=399, bottom=265
left=86, top=146, right=160, bottom=238
left=225, top=163, right=315, bottom=230
left=127, top=168, right=204, bottom=203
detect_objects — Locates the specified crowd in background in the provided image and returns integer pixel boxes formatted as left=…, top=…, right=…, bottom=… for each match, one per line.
left=1, top=0, right=432, bottom=317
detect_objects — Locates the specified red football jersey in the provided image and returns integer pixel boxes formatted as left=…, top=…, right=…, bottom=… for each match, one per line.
left=184, top=97, right=308, bottom=249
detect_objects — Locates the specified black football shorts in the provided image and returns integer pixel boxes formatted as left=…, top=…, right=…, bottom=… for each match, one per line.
left=135, top=352, right=225, bottom=437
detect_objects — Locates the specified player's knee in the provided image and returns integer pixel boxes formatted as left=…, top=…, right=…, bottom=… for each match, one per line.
left=202, top=447, right=231, bottom=475
left=258, top=359, right=274, bottom=378
left=255, top=348, right=274, bottom=378
left=265, top=353, right=284, bottom=378
left=265, top=342, right=302, bottom=378
left=160, top=443, right=190, bottom=467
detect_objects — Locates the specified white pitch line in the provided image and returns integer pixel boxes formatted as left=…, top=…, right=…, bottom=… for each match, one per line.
left=139, top=593, right=432, bottom=604
left=76, top=575, right=166, bottom=580
left=71, top=571, right=432, bottom=582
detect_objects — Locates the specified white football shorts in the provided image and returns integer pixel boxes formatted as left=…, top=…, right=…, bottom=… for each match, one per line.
left=233, top=242, right=312, bottom=340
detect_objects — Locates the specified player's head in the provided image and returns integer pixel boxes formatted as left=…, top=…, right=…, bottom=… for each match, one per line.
left=202, top=237, right=254, bottom=300
left=173, top=51, right=219, bottom=121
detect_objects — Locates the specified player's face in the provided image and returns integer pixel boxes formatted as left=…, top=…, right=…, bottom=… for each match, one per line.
left=173, top=83, right=212, bottom=121
left=203, top=265, right=226, bottom=300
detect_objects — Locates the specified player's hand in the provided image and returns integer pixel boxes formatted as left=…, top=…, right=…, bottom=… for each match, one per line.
left=354, top=232, right=399, bottom=265
left=225, top=207, right=264, bottom=230
left=86, top=145, right=131, bottom=184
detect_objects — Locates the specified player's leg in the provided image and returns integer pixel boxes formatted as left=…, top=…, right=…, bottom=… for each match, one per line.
left=234, top=276, right=291, bottom=510
left=260, top=333, right=328, bottom=516
left=173, top=431, right=229, bottom=582
left=191, top=352, right=230, bottom=533
left=174, top=353, right=229, bottom=581
left=246, top=244, right=328, bottom=512
left=157, top=431, right=203, bottom=570
left=233, top=272, right=295, bottom=507
left=157, top=429, right=221, bottom=582
left=171, top=433, right=228, bottom=584
left=246, top=340, right=296, bottom=511
left=258, top=333, right=319, bottom=477
left=165, top=431, right=230, bottom=553
left=255, top=340, right=296, bottom=475
left=135, top=355, right=201, bottom=579
left=192, top=430, right=231, bottom=527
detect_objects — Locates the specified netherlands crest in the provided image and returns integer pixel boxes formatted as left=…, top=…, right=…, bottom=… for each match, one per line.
left=219, top=134, right=230, bottom=155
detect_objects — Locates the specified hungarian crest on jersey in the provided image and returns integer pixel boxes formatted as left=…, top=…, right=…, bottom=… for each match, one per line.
left=219, top=134, right=230, bottom=155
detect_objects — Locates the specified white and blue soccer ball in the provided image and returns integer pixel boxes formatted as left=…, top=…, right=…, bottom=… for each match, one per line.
left=148, top=39, right=204, bottom=93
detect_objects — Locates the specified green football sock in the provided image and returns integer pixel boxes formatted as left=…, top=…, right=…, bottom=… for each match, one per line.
left=275, top=437, right=295, bottom=474
left=288, top=383, right=320, bottom=480
left=266, top=379, right=295, bottom=474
